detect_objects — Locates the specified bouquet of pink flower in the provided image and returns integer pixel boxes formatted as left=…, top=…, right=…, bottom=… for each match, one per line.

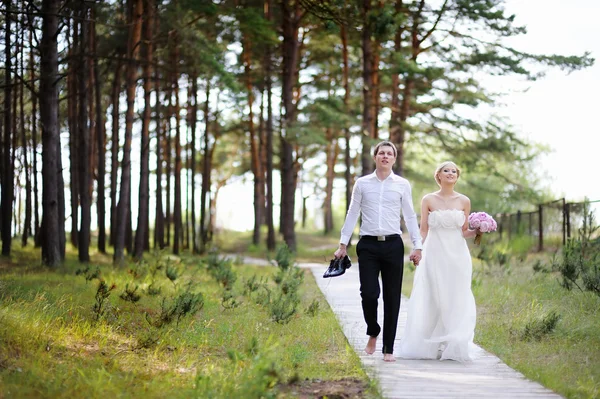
left=468, top=212, right=497, bottom=245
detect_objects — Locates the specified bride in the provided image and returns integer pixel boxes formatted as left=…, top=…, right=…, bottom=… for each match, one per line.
left=398, top=161, right=480, bottom=362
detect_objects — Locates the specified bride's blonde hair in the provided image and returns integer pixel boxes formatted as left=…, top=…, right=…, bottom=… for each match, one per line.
left=434, top=161, right=461, bottom=186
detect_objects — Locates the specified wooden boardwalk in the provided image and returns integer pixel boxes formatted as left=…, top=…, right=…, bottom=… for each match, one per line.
left=304, top=262, right=563, bottom=399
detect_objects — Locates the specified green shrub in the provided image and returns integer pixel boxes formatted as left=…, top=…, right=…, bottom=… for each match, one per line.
left=92, top=280, right=116, bottom=321
left=553, top=201, right=600, bottom=296
left=148, top=291, right=204, bottom=328
left=520, top=310, right=561, bottom=341
left=274, top=244, right=294, bottom=271
left=119, top=283, right=141, bottom=303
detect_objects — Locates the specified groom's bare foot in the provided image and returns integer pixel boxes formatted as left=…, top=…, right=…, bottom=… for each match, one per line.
left=365, top=336, right=377, bottom=354
left=383, top=353, right=396, bottom=362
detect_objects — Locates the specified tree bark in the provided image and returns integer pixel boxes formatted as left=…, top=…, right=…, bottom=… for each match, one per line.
left=68, top=17, right=80, bottom=249
left=361, top=0, right=374, bottom=176
left=172, top=36, right=182, bottom=255
left=92, top=5, right=107, bottom=253
left=40, top=0, right=62, bottom=266
left=20, top=18, right=32, bottom=247
left=242, top=35, right=263, bottom=246
left=78, top=3, right=91, bottom=262
left=279, top=0, right=302, bottom=251
left=109, top=58, right=123, bottom=247
left=199, top=82, right=211, bottom=253
left=134, top=0, right=154, bottom=259
left=264, top=0, right=275, bottom=251
left=340, top=18, right=352, bottom=214
left=29, top=26, right=41, bottom=246
left=154, top=76, right=165, bottom=249
left=114, top=0, right=143, bottom=265
left=2, top=0, right=14, bottom=256
left=190, top=75, right=198, bottom=253
left=323, top=128, right=339, bottom=234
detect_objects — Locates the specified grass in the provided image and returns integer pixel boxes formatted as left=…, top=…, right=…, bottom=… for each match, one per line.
left=0, top=244, right=379, bottom=398
left=470, top=247, right=600, bottom=399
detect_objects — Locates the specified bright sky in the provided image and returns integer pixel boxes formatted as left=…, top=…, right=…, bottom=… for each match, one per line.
left=216, top=0, right=600, bottom=231
left=499, top=0, right=600, bottom=201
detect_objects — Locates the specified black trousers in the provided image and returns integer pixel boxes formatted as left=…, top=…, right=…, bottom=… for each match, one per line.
left=356, top=236, right=405, bottom=354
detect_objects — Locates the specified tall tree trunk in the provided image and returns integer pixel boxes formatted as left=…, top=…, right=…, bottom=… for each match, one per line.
left=279, top=0, right=302, bottom=251
left=114, top=0, right=143, bottom=265
left=29, top=26, right=41, bottom=246
left=190, top=76, right=198, bottom=253
left=242, top=36, right=263, bottom=246
left=361, top=0, right=374, bottom=176
left=92, top=5, right=107, bottom=253
left=40, top=0, right=62, bottom=266
left=134, top=0, right=154, bottom=259
left=199, top=82, right=211, bottom=253
left=323, top=128, right=339, bottom=234
left=68, top=17, right=80, bottom=249
left=172, top=38, right=182, bottom=255
left=340, top=18, right=352, bottom=214
left=154, top=79, right=165, bottom=249
left=109, top=59, right=123, bottom=247
left=78, top=4, right=91, bottom=262
left=2, top=0, right=14, bottom=256
left=393, top=0, right=421, bottom=175
left=165, top=84, right=172, bottom=247
left=190, top=78, right=198, bottom=253
left=20, top=21, right=32, bottom=247
left=264, top=0, right=275, bottom=251
left=390, top=0, right=404, bottom=175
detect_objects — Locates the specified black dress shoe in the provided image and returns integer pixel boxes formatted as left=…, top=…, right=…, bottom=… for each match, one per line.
left=323, top=255, right=352, bottom=278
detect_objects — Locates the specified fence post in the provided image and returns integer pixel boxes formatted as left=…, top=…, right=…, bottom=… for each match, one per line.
left=566, top=202, right=571, bottom=239
left=517, top=210, right=522, bottom=235
left=561, top=198, right=566, bottom=246
left=529, top=212, right=533, bottom=236
left=538, top=204, right=543, bottom=252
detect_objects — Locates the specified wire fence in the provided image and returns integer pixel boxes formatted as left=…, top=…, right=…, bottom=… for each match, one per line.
left=496, top=198, right=600, bottom=252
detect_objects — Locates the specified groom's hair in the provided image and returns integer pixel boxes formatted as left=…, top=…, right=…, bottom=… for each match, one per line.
left=373, top=141, right=397, bottom=158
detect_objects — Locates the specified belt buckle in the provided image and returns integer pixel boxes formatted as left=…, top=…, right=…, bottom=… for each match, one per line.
left=377, top=235, right=385, bottom=241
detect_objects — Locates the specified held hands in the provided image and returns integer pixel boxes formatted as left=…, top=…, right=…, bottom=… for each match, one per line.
left=409, top=249, right=422, bottom=266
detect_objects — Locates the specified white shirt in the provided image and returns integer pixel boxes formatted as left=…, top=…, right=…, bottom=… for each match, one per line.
left=340, top=171, right=423, bottom=250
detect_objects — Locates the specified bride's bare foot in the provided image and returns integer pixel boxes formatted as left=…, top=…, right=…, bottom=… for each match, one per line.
left=365, top=336, right=377, bottom=355
left=383, top=353, right=396, bottom=362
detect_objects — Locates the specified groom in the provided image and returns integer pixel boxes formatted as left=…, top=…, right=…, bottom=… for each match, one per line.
left=334, top=141, right=422, bottom=362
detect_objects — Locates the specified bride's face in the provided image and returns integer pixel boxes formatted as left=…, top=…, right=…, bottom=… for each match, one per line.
left=437, top=165, right=459, bottom=185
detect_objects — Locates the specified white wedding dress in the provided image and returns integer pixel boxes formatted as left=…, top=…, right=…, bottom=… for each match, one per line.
left=398, top=209, right=477, bottom=362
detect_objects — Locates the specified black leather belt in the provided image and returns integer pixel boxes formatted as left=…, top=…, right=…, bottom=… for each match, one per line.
left=360, top=234, right=401, bottom=242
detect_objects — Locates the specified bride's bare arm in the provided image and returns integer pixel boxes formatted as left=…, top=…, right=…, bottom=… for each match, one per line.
left=461, top=196, right=478, bottom=239
left=420, top=195, right=431, bottom=242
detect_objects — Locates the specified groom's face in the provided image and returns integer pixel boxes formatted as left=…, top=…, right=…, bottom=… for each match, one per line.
left=374, top=145, right=396, bottom=171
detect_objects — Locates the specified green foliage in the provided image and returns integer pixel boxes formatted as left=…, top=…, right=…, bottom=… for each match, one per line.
left=553, top=202, right=600, bottom=296
left=92, top=280, right=116, bottom=322
left=0, top=248, right=370, bottom=398
left=148, top=291, right=205, bottom=328
left=205, top=250, right=238, bottom=288
left=269, top=290, right=300, bottom=325
left=165, top=262, right=181, bottom=287
left=119, top=283, right=141, bottom=303
left=304, top=299, right=321, bottom=317
left=222, top=288, right=241, bottom=310
left=273, top=244, right=295, bottom=271
left=519, top=310, right=561, bottom=342
left=75, top=265, right=101, bottom=283
left=275, top=267, right=304, bottom=296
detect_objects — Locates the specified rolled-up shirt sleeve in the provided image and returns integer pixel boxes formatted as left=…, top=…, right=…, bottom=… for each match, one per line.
left=340, top=180, right=362, bottom=245
left=401, top=183, right=423, bottom=250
